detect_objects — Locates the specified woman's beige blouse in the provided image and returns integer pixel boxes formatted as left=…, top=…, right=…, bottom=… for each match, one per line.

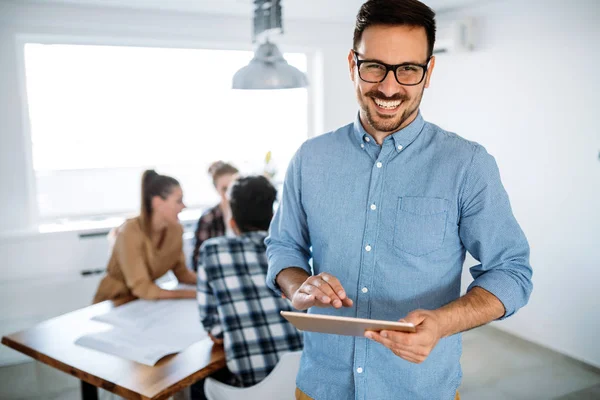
left=93, top=217, right=189, bottom=303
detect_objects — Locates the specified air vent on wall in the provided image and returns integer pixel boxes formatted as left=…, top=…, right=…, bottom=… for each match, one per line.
left=433, top=17, right=477, bottom=54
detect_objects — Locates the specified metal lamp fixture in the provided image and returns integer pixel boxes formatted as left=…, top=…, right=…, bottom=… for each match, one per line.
left=232, top=0, right=309, bottom=90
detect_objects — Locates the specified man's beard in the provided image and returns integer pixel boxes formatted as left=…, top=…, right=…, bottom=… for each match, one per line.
left=360, top=88, right=424, bottom=133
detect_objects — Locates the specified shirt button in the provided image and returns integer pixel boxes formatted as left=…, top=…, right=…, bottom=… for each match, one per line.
left=397, top=145, right=403, bottom=151
left=365, top=245, right=372, bottom=252
left=370, top=204, right=376, bottom=211
left=357, top=367, right=363, bottom=374
left=360, top=143, right=365, bottom=149
left=362, top=287, right=368, bottom=293
left=376, top=162, right=382, bottom=168
left=365, top=137, right=371, bottom=142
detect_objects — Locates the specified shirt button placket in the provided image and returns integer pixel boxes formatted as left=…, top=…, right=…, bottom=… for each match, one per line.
left=356, top=147, right=387, bottom=399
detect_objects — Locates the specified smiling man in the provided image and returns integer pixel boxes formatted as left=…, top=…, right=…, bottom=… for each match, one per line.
left=266, top=0, right=533, bottom=399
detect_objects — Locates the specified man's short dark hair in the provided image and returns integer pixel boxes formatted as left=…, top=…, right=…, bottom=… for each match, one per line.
left=353, top=0, right=437, bottom=58
left=229, top=175, right=277, bottom=233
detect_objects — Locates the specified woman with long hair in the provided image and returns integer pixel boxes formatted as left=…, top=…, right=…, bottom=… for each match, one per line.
left=93, top=170, right=197, bottom=303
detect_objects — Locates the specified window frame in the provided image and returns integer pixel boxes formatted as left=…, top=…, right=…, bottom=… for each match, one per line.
left=15, top=33, right=320, bottom=227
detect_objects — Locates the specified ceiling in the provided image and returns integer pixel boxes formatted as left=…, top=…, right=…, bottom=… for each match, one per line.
left=24, top=0, right=487, bottom=22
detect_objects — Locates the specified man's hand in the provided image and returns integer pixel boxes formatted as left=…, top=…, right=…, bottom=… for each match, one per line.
left=209, top=333, right=224, bottom=345
left=291, top=272, right=353, bottom=311
left=364, top=309, right=443, bottom=364
left=364, top=287, right=505, bottom=363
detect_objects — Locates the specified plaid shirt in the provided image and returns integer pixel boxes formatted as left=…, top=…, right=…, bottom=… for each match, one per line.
left=197, top=231, right=303, bottom=387
left=191, top=205, right=225, bottom=271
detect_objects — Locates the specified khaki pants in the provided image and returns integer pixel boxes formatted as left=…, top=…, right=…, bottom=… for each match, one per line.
left=295, top=387, right=461, bottom=400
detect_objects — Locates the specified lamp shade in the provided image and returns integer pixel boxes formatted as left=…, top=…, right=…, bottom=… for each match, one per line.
left=232, top=41, right=308, bottom=90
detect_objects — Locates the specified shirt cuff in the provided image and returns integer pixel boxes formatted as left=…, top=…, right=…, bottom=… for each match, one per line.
left=467, top=270, right=528, bottom=320
left=266, top=254, right=311, bottom=296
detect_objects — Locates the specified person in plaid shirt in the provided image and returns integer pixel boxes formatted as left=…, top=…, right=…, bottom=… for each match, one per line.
left=196, top=175, right=303, bottom=387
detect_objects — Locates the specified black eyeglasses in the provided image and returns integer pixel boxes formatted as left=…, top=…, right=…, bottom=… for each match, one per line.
left=353, top=51, right=430, bottom=86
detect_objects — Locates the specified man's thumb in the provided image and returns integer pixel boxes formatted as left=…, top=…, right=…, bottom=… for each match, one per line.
left=401, top=310, right=426, bottom=325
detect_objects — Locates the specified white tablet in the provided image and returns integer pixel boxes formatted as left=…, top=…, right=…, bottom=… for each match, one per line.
left=281, top=311, right=416, bottom=337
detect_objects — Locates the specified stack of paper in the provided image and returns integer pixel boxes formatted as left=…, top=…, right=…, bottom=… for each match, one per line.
left=75, top=299, right=207, bottom=366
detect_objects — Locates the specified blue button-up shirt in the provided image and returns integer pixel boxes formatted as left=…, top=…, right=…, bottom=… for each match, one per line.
left=266, top=112, right=533, bottom=400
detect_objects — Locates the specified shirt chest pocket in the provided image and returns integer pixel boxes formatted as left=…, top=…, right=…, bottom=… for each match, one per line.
left=394, top=197, right=449, bottom=257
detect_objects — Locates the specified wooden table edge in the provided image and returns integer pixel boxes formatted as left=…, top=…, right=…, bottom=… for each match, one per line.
left=153, top=357, right=227, bottom=400
left=1, top=335, right=143, bottom=399
left=2, top=335, right=226, bottom=400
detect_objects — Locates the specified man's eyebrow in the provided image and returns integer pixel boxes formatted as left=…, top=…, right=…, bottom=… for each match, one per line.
left=359, top=55, right=426, bottom=65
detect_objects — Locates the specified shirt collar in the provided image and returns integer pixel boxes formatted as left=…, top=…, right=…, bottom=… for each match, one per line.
left=353, top=111, right=425, bottom=152
left=240, top=230, right=268, bottom=245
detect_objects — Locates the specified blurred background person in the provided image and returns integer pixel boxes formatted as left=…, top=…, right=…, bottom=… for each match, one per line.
left=93, top=170, right=197, bottom=303
left=191, top=161, right=238, bottom=271
left=196, top=175, right=303, bottom=390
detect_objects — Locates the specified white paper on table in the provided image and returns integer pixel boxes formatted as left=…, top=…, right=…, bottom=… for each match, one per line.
left=75, top=299, right=207, bottom=366
left=75, top=328, right=189, bottom=366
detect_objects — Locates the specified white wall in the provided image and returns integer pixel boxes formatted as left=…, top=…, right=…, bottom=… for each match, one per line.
left=421, top=0, right=600, bottom=367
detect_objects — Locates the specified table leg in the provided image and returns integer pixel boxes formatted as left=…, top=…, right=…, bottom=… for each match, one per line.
left=80, top=380, right=99, bottom=400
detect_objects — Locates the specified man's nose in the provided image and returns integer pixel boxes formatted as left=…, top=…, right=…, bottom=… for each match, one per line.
left=377, top=70, right=403, bottom=97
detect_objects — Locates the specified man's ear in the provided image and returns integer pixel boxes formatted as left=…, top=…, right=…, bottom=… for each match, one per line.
left=424, top=55, right=435, bottom=88
left=348, top=49, right=356, bottom=82
left=229, top=218, right=240, bottom=235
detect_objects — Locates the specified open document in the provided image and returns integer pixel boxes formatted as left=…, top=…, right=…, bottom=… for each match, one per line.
left=75, top=298, right=207, bottom=366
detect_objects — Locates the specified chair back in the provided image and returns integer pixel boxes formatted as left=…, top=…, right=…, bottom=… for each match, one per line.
left=204, top=351, right=302, bottom=400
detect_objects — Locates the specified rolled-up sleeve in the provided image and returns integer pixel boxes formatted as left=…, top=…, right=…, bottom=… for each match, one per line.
left=265, top=144, right=312, bottom=296
left=459, top=145, right=533, bottom=319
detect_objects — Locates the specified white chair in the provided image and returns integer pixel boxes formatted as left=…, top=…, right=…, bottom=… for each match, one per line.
left=204, top=351, right=302, bottom=400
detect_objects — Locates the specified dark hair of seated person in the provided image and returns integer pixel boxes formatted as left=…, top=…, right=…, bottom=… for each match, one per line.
left=228, top=176, right=277, bottom=233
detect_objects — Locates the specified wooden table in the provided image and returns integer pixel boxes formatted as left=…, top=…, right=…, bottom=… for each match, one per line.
left=1, top=298, right=226, bottom=400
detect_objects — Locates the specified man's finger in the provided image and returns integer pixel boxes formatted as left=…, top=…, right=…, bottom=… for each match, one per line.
left=301, top=284, right=345, bottom=308
left=292, top=290, right=316, bottom=310
left=364, top=330, right=396, bottom=349
left=300, top=285, right=331, bottom=304
left=378, top=331, right=433, bottom=359
left=401, top=310, right=428, bottom=327
left=319, top=273, right=347, bottom=300
left=365, top=331, right=423, bottom=362
left=366, top=330, right=416, bottom=352
left=392, top=349, right=422, bottom=364
left=380, top=330, right=415, bottom=346
left=308, top=277, right=343, bottom=307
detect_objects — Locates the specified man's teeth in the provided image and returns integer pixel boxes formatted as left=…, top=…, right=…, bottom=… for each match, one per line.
left=374, top=98, right=401, bottom=109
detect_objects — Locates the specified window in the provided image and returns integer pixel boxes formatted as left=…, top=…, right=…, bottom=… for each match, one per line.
left=24, top=43, right=308, bottom=221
